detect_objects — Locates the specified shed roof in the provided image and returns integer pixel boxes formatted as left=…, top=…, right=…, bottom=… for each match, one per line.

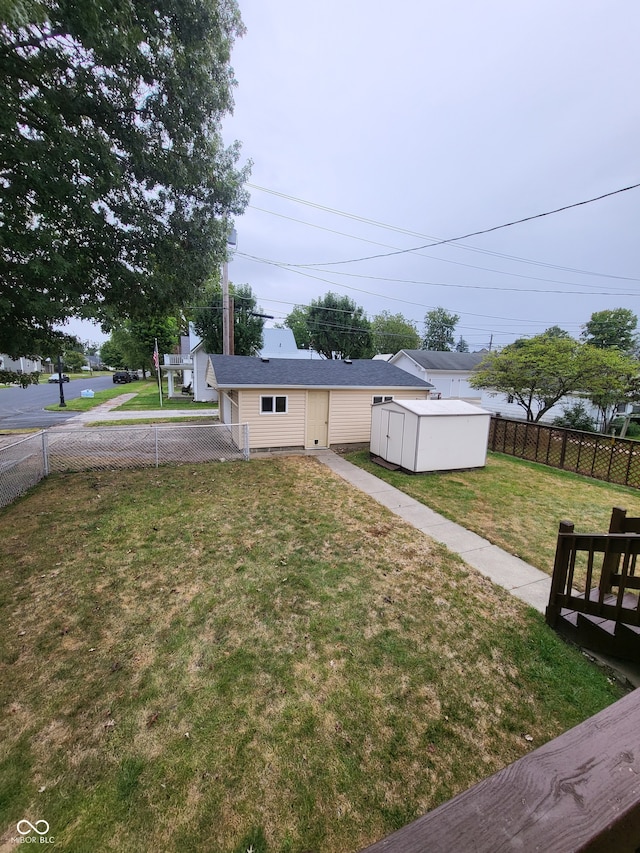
left=393, top=350, right=487, bottom=371
left=378, top=399, right=491, bottom=417
left=209, top=354, right=434, bottom=390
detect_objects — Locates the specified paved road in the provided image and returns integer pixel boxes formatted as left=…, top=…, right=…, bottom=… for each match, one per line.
left=0, top=375, right=118, bottom=429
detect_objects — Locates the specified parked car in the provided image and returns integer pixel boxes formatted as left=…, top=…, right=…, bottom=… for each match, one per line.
left=128, top=371, right=139, bottom=381
left=48, top=373, right=70, bottom=383
left=113, top=371, right=131, bottom=384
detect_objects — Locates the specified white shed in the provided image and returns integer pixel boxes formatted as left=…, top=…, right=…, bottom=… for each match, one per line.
left=370, top=399, right=492, bottom=472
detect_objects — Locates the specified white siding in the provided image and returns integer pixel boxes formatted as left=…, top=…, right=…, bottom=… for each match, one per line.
left=193, top=347, right=218, bottom=402
left=239, top=389, right=307, bottom=449
left=328, top=389, right=429, bottom=445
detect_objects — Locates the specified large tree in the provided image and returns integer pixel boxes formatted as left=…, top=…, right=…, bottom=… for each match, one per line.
left=305, top=292, right=373, bottom=360
left=192, top=282, right=264, bottom=356
left=110, top=316, right=178, bottom=374
left=370, top=311, right=420, bottom=354
left=422, top=307, right=459, bottom=351
left=0, top=0, right=250, bottom=356
left=283, top=305, right=313, bottom=350
left=585, top=347, right=640, bottom=433
left=469, top=331, right=607, bottom=422
left=581, top=309, right=638, bottom=352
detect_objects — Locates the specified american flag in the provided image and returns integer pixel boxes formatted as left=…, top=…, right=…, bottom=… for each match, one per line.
left=152, top=344, right=159, bottom=370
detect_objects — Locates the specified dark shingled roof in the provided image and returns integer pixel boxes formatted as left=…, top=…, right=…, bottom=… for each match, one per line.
left=395, top=350, right=487, bottom=371
left=209, top=354, right=434, bottom=389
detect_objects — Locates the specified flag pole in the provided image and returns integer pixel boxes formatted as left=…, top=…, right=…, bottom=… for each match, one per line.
left=153, top=339, right=163, bottom=407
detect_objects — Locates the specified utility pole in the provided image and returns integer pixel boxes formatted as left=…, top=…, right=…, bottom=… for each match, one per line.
left=221, top=228, right=238, bottom=356
left=222, top=259, right=230, bottom=355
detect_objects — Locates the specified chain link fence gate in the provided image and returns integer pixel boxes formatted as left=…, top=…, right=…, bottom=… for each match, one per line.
left=0, top=423, right=249, bottom=507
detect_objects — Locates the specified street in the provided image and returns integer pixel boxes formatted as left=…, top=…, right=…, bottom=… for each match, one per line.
left=0, top=375, right=117, bottom=430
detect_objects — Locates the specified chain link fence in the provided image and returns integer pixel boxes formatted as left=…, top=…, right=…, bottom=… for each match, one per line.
left=0, top=432, right=47, bottom=508
left=0, top=423, right=249, bottom=508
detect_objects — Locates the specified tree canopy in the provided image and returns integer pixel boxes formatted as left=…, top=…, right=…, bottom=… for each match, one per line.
left=422, top=307, right=459, bottom=351
left=581, top=309, right=638, bottom=352
left=283, top=305, right=313, bottom=350
left=304, top=292, right=373, bottom=360
left=370, top=311, right=420, bottom=354
left=110, top=316, right=179, bottom=374
left=0, top=0, right=250, bottom=356
left=584, top=347, right=640, bottom=432
left=469, top=330, right=609, bottom=422
left=192, top=282, right=264, bottom=356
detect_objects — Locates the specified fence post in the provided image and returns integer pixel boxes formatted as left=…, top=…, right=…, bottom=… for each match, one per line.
left=243, top=424, right=250, bottom=461
left=558, top=428, right=568, bottom=469
left=42, top=430, right=49, bottom=477
left=155, top=426, right=159, bottom=468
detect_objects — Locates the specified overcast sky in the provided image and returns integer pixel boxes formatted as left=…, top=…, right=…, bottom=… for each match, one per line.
left=71, top=0, right=639, bottom=352
left=216, top=0, right=640, bottom=352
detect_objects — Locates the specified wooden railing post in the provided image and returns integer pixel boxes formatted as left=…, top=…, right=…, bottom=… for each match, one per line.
left=601, top=507, right=627, bottom=594
left=546, top=520, right=574, bottom=628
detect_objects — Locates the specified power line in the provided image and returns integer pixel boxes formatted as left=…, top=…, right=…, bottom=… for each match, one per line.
left=248, top=204, right=635, bottom=292
left=247, top=181, right=640, bottom=280
left=300, top=182, right=640, bottom=267
left=237, top=251, right=639, bottom=298
left=233, top=258, right=592, bottom=340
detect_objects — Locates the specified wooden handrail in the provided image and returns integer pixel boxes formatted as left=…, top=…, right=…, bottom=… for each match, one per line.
left=359, top=688, right=640, bottom=853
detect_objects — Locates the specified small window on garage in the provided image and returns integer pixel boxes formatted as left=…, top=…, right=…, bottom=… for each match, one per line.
left=372, top=395, right=393, bottom=404
left=261, top=395, right=287, bottom=414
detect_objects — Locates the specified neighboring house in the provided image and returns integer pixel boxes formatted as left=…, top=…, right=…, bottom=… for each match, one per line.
left=389, top=350, right=486, bottom=401
left=187, top=325, right=218, bottom=403
left=389, top=348, right=615, bottom=427
left=258, top=328, right=323, bottom=360
left=207, top=355, right=434, bottom=450
left=0, top=354, right=43, bottom=374
left=162, top=334, right=194, bottom=397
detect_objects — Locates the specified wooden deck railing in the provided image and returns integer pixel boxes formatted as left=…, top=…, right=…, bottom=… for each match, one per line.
left=546, top=518, right=640, bottom=631
left=359, top=687, right=640, bottom=852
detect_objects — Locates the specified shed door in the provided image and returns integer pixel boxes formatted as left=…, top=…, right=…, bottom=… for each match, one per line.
left=306, top=391, right=329, bottom=448
left=385, top=410, right=405, bottom=465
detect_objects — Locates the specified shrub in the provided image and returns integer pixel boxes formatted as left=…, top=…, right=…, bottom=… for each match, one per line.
left=552, top=402, right=596, bottom=433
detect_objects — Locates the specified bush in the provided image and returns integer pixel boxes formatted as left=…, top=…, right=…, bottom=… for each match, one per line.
left=552, top=402, right=596, bottom=433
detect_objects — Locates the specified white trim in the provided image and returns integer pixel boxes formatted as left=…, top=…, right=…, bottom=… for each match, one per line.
left=260, top=394, right=288, bottom=414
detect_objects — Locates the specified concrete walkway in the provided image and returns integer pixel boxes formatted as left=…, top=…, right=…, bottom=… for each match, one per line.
left=315, top=450, right=552, bottom=614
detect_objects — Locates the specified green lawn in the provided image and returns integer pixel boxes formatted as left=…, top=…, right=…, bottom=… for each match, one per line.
left=345, top=449, right=640, bottom=577
left=45, top=381, right=217, bottom=413
left=0, top=456, right=624, bottom=852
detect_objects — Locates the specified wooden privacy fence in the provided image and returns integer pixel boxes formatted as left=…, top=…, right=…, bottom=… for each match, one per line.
left=488, top=415, right=640, bottom=489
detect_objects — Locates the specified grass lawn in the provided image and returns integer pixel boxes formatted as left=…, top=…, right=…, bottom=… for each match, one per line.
left=45, top=382, right=217, bottom=414
left=0, top=456, right=623, bottom=852
left=345, top=449, right=640, bottom=578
